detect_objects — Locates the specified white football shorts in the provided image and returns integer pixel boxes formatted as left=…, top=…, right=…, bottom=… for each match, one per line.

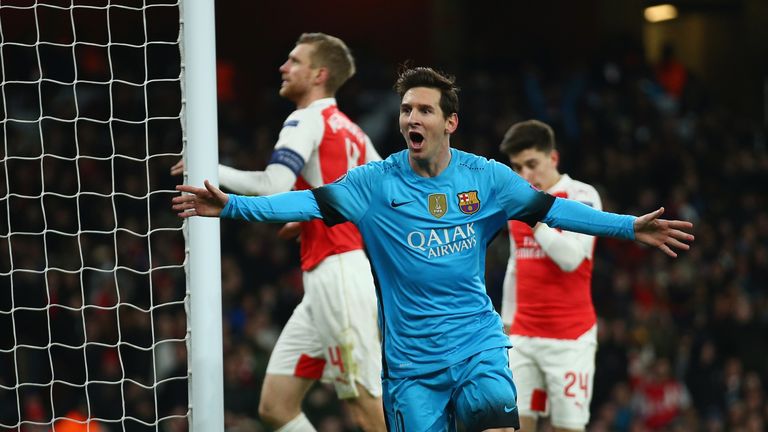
left=508, top=325, right=597, bottom=430
left=266, top=249, right=382, bottom=399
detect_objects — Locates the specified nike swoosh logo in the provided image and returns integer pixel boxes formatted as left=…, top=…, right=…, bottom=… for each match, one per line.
left=390, top=199, right=414, bottom=208
left=504, top=405, right=516, bottom=413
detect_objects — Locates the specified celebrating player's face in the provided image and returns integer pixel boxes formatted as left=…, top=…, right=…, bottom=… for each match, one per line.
left=508, top=148, right=560, bottom=191
left=399, top=87, right=457, bottom=162
left=278, top=43, right=316, bottom=103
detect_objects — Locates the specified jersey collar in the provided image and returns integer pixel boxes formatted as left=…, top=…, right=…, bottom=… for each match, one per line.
left=306, top=97, right=337, bottom=109
left=402, top=148, right=458, bottom=182
left=547, top=173, right=572, bottom=192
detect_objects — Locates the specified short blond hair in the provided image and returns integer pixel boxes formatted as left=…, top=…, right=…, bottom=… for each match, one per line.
left=297, top=32, right=356, bottom=94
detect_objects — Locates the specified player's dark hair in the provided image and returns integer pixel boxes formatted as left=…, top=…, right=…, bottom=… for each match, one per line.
left=297, top=32, right=356, bottom=94
left=499, top=119, right=556, bottom=156
left=394, top=66, right=459, bottom=118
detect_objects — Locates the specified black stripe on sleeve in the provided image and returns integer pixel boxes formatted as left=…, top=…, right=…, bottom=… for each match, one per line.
left=311, top=186, right=349, bottom=227
left=516, top=191, right=556, bottom=227
left=268, top=147, right=305, bottom=176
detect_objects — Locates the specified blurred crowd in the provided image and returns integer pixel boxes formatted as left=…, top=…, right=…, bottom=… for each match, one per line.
left=1, top=5, right=189, bottom=430
left=1, top=14, right=767, bottom=432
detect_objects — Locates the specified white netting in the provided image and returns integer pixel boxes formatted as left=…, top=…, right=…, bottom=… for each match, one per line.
left=0, top=1, right=188, bottom=431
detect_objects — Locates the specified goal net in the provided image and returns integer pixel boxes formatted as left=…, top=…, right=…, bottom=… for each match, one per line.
left=0, top=1, right=194, bottom=430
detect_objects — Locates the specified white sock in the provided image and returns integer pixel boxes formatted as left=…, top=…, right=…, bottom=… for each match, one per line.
left=275, top=412, right=317, bottom=432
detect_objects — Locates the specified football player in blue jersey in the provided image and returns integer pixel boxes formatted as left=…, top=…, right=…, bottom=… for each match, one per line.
left=173, top=66, right=694, bottom=432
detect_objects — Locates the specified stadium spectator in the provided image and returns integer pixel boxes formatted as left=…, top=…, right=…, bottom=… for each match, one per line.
left=655, top=43, right=688, bottom=100
left=632, top=357, right=692, bottom=429
left=52, top=403, right=104, bottom=432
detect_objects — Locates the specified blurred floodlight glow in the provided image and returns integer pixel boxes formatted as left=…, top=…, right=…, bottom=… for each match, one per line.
left=644, top=4, right=678, bottom=23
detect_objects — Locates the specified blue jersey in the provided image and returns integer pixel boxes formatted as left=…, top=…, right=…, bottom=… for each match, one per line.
left=312, top=149, right=556, bottom=377
left=221, top=148, right=636, bottom=379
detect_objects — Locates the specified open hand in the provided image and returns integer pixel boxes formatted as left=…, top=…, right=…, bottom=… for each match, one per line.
left=172, top=180, right=229, bottom=218
left=633, top=207, right=694, bottom=258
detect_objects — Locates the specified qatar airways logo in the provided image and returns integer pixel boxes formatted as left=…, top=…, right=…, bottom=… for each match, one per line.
left=406, top=223, right=478, bottom=259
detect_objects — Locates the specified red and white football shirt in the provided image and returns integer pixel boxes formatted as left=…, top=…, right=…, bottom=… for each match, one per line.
left=274, top=98, right=380, bottom=270
left=502, top=174, right=602, bottom=339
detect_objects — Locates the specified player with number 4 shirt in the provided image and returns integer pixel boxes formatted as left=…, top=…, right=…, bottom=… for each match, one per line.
left=172, top=33, right=384, bottom=432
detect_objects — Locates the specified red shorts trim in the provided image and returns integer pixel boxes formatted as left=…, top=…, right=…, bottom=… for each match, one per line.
left=294, top=354, right=326, bottom=380
left=531, top=388, right=547, bottom=412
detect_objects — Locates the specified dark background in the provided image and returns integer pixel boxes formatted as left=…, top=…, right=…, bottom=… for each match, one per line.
left=215, top=0, right=768, bottom=123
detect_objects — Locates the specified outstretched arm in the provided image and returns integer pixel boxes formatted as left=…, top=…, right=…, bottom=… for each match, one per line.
left=495, top=161, right=694, bottom=258
left=633, top=207, right=694, bottom=258
left=542, top=199, right=694, bottom=258
left=172, top=180, right=322, bottom=223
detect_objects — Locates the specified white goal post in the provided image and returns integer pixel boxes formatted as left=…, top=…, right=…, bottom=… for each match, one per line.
left=0, top=0, right=223, bottom=431
left=181, top=0, right=224, bottom=430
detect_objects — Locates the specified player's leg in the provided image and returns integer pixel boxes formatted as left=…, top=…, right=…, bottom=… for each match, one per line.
left=508, top=335, right=546, bottom=431
left=382, top=370, right=455, bottom=432
left=258, top=300, right=323, bottom=429
left=520, top=414, right=538, bottom=432
left=309, top=250, right=385, bottom=431
left=258, top=374, right=315, bottom=430
left=540, top=326, right=597, bottom=432
left=453, top=347, right=521, bottom=432
left=345, top=382, right=386, bottom=432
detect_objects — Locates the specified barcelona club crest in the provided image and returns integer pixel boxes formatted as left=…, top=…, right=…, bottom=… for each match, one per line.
left=428, top=193, right=447, bottom=219
left=457, top=191, right=480, bottom=215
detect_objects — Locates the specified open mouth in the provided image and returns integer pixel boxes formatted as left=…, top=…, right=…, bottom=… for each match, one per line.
left=409, top=132, right=424, bottom=148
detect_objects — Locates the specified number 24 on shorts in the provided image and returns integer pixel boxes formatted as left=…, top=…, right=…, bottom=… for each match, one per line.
left=564, top=371, right=589, bottom=398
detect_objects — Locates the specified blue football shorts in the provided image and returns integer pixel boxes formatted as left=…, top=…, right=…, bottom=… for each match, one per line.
left=383, top=347, right=520, bottom=431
